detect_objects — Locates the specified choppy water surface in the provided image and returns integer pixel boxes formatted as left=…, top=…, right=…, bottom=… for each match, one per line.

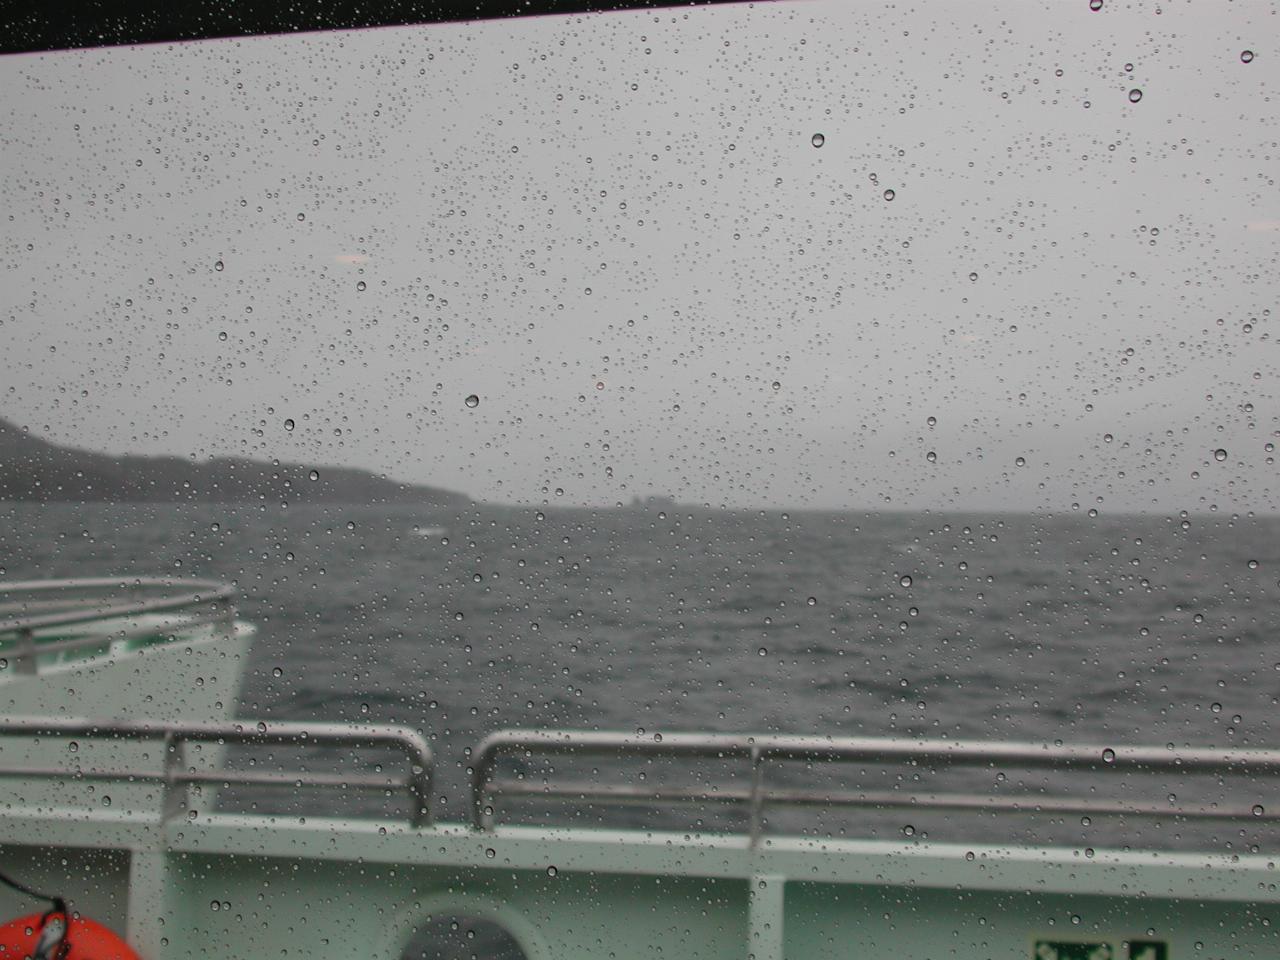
left=3, top=503, right=1278, bottom=851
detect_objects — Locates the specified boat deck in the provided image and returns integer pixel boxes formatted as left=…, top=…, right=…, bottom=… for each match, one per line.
left=0, top=577, right=237, bottom=674
left=0, top=719, right=1276, bottom=960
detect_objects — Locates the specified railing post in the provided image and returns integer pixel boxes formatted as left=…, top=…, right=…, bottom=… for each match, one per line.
left=475, top=784, right=492, bottom=831
left=216, top=595, right=236, bottom=637
left=13, top=627, right=37, bottom=675
left=161, top=732, right=189, bottom=821
left=409, top=760, right=432, bottom=828
left=472, top=745, right=495, bottom=830
left=748, top=744, right=764, bottom=848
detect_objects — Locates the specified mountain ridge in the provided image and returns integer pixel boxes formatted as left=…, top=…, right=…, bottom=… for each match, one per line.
left=0, top=418, right=469, bottom=505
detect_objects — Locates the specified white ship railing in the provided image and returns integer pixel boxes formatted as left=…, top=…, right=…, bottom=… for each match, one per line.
left=0, top=718, right=1275, bottom=843
left=471, top=729, right=1280, bottom=844
left=0, top=577, right=236, bottom=674
left=0, top=720, right=1276, bottom=960
left=0, top=718, right=434, bottom=826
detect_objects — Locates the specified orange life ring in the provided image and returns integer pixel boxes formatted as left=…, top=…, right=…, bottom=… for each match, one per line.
left=0, top=910, right=139, bottom=960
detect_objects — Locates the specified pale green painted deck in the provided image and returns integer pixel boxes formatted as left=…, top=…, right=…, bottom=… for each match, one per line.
left=0, top=809, right=1276, bottom=959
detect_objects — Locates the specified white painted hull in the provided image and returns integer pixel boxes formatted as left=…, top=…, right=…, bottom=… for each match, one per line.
left=0, top=615, right=253, bottom=817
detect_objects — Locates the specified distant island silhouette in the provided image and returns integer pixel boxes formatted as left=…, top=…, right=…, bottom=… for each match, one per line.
left=0, top=417, right=469, bottom=506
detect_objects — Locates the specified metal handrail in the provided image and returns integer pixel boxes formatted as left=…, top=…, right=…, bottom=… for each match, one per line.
left=0, top=578, right=237, bottom=675
left=471, top=730, right=1280, bottom=841
left=0, top=577, right=235, bottom=634
left=0, top=717, right=434, bottom=826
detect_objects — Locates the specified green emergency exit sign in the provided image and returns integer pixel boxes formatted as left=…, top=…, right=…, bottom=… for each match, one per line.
left=1034, top=939, right=1168, bottom=960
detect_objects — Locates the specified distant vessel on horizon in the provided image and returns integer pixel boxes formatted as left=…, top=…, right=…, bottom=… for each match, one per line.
left=627, top=494, right=678, bottom=509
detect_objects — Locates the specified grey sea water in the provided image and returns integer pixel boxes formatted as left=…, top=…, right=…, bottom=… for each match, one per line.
left=3, top=503, right=1278, bottom=851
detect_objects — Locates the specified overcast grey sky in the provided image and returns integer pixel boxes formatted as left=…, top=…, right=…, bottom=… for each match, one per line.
left=2, top=0, right=1276, bottom=512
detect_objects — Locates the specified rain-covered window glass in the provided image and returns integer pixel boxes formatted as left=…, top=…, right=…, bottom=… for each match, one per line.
left=1, top=2, right=1278, bottom=959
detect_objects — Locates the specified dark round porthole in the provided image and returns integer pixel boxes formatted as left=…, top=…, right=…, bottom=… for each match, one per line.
left=401, top=915, right=527, bottom=960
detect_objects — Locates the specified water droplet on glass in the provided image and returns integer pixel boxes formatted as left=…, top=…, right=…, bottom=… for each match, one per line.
left=1241, top=50, right=1255, bottom=64
left=926, top=451, right=937, bottom=463
left=1128, top=88, right=1143, bottom=103
left=1015, top=456, right=1026, bottom=467
left=1253, top=804, right=1265, bottom=817
left=771, top=381, right=781, bottom=391
left=214, top=260, right=224, bottom=272
left=811, top=132, right=825, bottom=148
left=968, top=272, right=978, bottom=281
left=465, top=394, right=480, bottom=408
left=899, top=574, right=913, bottom=587
left=1214, top=448, right=1228, bottom=461
left=1089, top=0, right=1103, bottom=10
left=283, top=419, right=295, bottom=432
left=296, top=212, right=305, bottom=221
left=1102, top=748, right=1116, bottom=764
left=356, top=281, right=367, bottom=292
left=485, top=848, right=496, bottom=859
left=546, top=865, right=558, bottom=877
left=68, top=741, right=78, bottom=753
left=308, top=469, right=320, bottom=481
left=903, top=824, right=915, bottom=837
left=806, top=596, right=817, bottom=606
left=272, top=666, right=283, bottom=677
left=101, top=795, right=112, bottom=807
left=883, top=188, right=896, bottom=201
left=1248, top=559, right=1259, bottom=569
